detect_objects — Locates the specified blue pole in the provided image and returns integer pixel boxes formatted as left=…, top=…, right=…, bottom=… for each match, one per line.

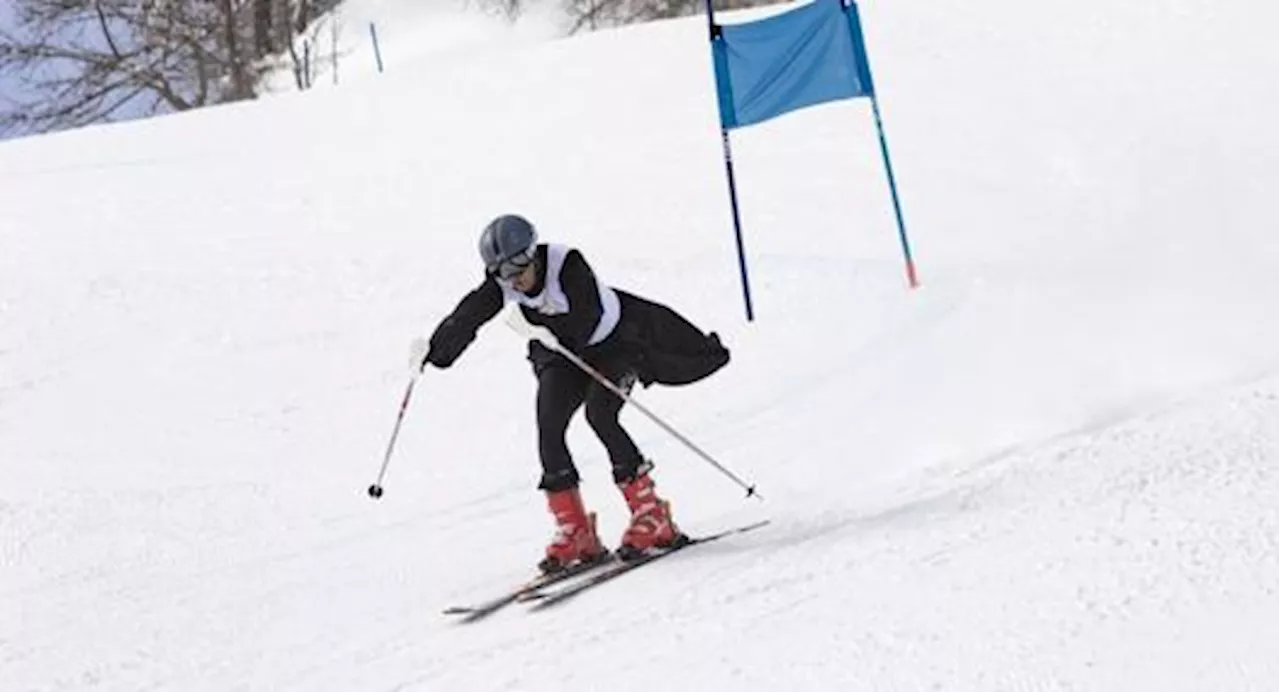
left=846, top=1, right=918, bottom=287
left=704, top=0, right=756, bottom=321
left=870, top=96, right=918, bottom=288
left=369, top=22, right=385, bottom=74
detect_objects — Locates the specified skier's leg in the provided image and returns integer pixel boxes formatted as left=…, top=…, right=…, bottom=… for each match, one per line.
left=536, top=362, right=589, bottom=491
left=582, top=363, right=644, bottom=481
left=535, top=361, right=605, bottom=572
left=582, top=360, right=682, bottom=558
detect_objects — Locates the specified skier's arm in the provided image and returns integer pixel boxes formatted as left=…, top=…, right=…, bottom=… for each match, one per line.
left=424, top=277, right=504, bottom=368
left=555, top=250, right=604, bottom=353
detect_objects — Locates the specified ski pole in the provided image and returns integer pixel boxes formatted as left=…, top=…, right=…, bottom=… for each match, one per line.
left=368, top=342, right=428, bottom=499
left=505, top=309, right=761, bottom=500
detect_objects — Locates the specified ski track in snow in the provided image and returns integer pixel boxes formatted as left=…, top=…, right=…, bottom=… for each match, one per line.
left=387, top=380, right=1277, bottom=692
left=6, top=380, right=1270, bottom=691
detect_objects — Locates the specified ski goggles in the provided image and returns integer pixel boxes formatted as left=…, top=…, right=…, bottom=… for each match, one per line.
left=491, top=247, right=535, bottom=280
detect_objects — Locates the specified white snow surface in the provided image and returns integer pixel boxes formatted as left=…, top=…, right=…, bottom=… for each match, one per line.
left=1, top=0, right=1277, bottom=689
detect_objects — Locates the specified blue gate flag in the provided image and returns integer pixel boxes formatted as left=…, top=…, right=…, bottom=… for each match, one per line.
left=712, top=0, right=874, bottom=130
left=704, top=0, right=919, bottom=320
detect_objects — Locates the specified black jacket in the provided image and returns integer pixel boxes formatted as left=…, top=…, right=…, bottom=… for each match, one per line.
left=425, top=245, right=728, bottom=386
left=599, top=290, right=729, bottom=387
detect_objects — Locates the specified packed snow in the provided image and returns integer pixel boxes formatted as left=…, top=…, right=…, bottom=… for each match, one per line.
left=1, top=0, right=1275, bottom=690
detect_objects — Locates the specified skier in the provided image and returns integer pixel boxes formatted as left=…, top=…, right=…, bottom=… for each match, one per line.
left=423, top=214, right=730, bottom=573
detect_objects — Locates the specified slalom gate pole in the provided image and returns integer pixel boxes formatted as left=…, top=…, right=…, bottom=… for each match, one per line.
left=369, top=22, right=385, bottom=73
left=704, top=0, right=756, bottom=321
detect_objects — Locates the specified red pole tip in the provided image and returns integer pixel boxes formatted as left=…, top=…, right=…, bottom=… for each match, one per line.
left=906, top=260, right=920, bottom=289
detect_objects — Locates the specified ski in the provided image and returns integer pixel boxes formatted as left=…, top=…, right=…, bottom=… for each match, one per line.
left=523, top=519, right=770, bottom=610
left=442, top=553, right=613, bottom=622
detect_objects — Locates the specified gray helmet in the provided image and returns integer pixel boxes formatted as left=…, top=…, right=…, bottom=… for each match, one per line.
left=478, top=214, right=538, bottom=277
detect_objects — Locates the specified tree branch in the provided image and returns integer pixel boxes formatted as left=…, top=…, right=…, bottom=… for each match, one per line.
left=93, top=0, right=125, bottom=60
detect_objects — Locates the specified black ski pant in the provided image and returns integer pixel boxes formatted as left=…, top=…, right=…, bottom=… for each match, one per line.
left=533, top=347, right=644, bottom=493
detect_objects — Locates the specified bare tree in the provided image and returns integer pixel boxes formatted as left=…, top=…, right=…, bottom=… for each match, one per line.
left=478, top=0, right=777, bottom=33
left=252, top=0, right=274, bottom=57
left=279, top=0, right=348, bottom=91
left=468, top=0, right=525, bottom=22
left=0, top=0, right=292, bottom=137
left=285, top=8, right=344, bottom=90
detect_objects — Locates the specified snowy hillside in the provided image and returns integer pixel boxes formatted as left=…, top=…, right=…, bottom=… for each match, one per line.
left=1, top=0, right=1276, bottom=690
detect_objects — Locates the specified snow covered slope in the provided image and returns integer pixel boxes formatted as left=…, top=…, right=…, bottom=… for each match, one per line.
left=1, top=0, right=1275, bottom=690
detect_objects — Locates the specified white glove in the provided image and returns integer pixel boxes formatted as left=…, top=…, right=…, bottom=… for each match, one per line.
left=504, top=306, right=563, bottom=352
left=409, top=336, right=430, bottom=373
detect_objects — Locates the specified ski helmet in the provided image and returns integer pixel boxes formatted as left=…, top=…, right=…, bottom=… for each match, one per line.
left=479, top=214, right=538, bottom=278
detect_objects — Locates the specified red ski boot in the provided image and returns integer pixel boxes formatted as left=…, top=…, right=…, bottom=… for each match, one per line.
left=539, top=488, right=608, bottom=574
left=616, top=472, right=687, bottom=561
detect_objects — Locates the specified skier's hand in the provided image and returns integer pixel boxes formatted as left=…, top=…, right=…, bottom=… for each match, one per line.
left=525, top=323, right=561, bottom=351
left=409, top=337, right=430, bottom=373
left=504, top=308, right=563, bottom=353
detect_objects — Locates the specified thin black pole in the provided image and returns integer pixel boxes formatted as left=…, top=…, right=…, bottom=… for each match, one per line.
left=369, top=22, right=385, bottom=74
left=704, top=0, right=755, bottom=321
left=719, top=131, right=755, bottom=321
